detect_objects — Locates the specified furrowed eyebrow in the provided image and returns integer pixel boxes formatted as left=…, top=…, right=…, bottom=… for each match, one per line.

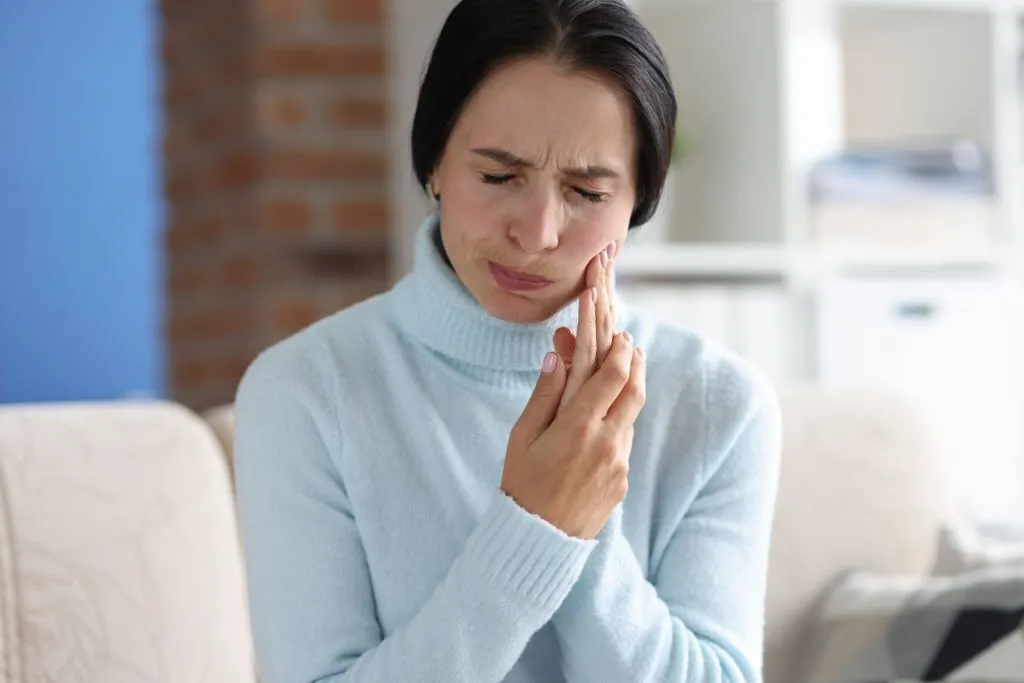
left=471, top=148, right=532, bottom=168
left=471, top=147, right=621, bottom=181
left=563, top=164, right=620, bottom=181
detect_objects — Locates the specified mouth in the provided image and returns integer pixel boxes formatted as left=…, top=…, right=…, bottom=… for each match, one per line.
left=487, top=261, right=554, bottom=292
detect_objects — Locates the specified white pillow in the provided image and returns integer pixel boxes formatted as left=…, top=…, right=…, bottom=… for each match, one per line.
left=802, top=569, right=1024, bottom=683
left=932, top=521, right=1024, bottom=577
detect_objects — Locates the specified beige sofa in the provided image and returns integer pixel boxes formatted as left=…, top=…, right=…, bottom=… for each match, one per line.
left=0, top=401, right=255, bottom=683
left=0, top=387, right=961, bottom=683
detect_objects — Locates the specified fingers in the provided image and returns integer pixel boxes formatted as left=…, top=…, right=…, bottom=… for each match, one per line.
left=563, top=244, right=616, bottom=399
left=605, top=344, right=646, bottom=431
left=574, top=259, right=599, bottom=376
left=513, top=351, right=568, bottom=445
left=562, top=267, right=598, bottom=407
left=566, top=332, right=634, bottom=421
left=596, top=243, right=616, bottom=366
left=553, top=327, right=576, bottom=369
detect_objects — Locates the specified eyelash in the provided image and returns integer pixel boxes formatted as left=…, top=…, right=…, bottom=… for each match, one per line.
left=480, top=173, right=607, bottom=204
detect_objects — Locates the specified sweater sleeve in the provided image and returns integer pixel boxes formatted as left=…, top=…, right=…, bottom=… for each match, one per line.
left=551, top=384, right=782, bottom=683
left=233, top=343, right=596, bottom=683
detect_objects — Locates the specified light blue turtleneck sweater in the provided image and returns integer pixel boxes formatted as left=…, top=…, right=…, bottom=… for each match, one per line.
left=233, top=214, right=782, bottom=683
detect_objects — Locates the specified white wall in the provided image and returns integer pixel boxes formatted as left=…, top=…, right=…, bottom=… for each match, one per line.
left=637, top=1, right=785, bottom=244
left=840, top=7, right=993, bottom=149
left=387, top=0, right=458, bottom=282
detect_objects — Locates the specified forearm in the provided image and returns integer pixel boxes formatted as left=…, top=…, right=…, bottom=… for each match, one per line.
left=552, top=511, right=759, bottom=683
left=255, top=491, right=596, bottom=683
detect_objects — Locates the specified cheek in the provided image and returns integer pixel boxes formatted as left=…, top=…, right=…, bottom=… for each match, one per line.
left=438, top=178, right=497, bottom=248
left=446, top=176, right=502, bottom=229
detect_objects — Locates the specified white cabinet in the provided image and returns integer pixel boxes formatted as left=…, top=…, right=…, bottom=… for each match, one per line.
left=620, top=0, right=1024, bottom=526
left=816, top=276, right=1024, bottom=525
left=620, top=283, right=789, bottom=383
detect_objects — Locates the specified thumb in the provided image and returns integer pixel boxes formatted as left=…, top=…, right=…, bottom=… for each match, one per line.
left=515, top=351, right=568, bottom=443
left=553, top=327, right=576, bottom=368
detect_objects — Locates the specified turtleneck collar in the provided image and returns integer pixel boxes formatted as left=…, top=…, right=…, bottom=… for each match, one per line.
left=393, top=212, right=611, bottom=373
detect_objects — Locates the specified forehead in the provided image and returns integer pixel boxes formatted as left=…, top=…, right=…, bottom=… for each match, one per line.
left=452, top=57, right=636, bottom=168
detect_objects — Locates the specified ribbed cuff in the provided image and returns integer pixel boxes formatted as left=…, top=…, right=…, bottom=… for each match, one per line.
left=451, top=490, right=597, bottom=616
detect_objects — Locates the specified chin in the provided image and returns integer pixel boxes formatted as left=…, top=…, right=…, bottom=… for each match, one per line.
left=480, top=287, right=566, bottom=324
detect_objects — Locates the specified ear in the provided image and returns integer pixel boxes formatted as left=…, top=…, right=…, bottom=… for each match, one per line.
left=427, top=174, right=441, bottom=201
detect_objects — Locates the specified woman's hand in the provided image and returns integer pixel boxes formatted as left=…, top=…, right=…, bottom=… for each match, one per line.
left=501, top=331, right=646, bottom=539
left=558, top=244, right=617, bottom=409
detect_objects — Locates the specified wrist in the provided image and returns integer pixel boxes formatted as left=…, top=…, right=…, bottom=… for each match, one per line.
left=596, top=503, right=623, bottom=541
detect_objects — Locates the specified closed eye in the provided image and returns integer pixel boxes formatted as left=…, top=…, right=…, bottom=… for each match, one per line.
left=575, top=187, right=607, bottom=204
left=481, top=173, right=607, bottom=203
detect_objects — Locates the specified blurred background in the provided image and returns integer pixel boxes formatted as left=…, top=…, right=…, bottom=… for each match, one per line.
left=3, top=2, right=1024, bottom=679
left=1, top=0, right=1022, bottom=530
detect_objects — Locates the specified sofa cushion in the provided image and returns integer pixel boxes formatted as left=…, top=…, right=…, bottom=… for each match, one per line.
left=803, top=569, right=1024, bottom=683
left=202, top=404, right=236, bottom=481
left=0, top=451, right=20, bottom=682
left=765, top=387, right=963, bottom=683
left=933, top=521, right=1024, bottom=577
left=0, top=401, right=254, bottom=683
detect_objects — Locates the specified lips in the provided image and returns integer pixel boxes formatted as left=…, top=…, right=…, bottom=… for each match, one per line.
left=491, top=262, right=550, bottom=283
left=488, top=261, right=553, bottom=292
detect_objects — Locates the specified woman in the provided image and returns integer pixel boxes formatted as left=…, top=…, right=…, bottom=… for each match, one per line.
left=234, top=1, right=781, bottom=681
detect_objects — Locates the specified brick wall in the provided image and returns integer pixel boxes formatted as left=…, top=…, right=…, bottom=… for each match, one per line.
left=162, top=0, right=390, bottom=410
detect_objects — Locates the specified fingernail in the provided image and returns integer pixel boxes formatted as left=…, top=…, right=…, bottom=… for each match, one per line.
left=600, top=251, right=609, bottom=268
left=637, top=347, right=645, bottom=359
left=590, top=286, right=598, bottom=303
left=623, top=331, right=633, bottom=345
left=542, top=352, right=557, bottom=374
left=606, top=243, right=617, bottom=260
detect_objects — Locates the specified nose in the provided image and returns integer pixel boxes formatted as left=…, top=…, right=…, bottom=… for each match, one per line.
left=507, top=188, right=561, bottom=254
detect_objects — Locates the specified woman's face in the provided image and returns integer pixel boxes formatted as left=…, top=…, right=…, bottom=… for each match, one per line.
left=431, top=56, right=637, bottom=324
